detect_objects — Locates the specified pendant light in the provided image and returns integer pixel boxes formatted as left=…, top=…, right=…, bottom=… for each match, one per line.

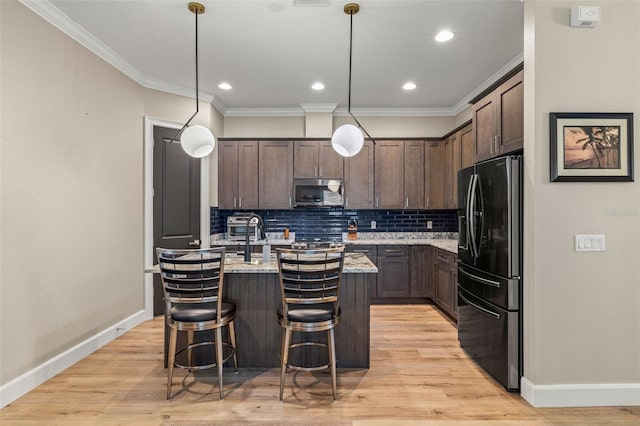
left=168, top=2, right=215, bottom=158
left=331, top=3, right=376, bottom=158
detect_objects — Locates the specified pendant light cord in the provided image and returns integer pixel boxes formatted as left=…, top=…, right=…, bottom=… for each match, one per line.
left=346, top=8, right=375, bottom=144
left=168, top=7, right=201, bottom=144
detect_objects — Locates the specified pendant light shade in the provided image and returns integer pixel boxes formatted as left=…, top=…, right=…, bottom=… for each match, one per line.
left=331, top=124, right=364, bottom=157
left=181, top=124, right=215, bottom=158
left=169, top=2, right=215, bottom=158
left=331, top=3, right=375, bottom=157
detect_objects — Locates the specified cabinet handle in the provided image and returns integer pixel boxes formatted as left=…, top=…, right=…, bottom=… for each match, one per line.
left=495, top=135, right=500, bottom=154
left=376, top=197, right=379, bottom=208
left=319, top=166, right=323, bottom=176
left=289, top=197, right=292, bottom=208
left=345, top=196, right=349, bottom=208
left=489, top=136, right=495, bottom=154
left=405, top=197, right=409, bottom=208
left=239, top=197, right=242, bottom=208
left=314, top=166, right=318, bottom=177
left=426, top=197, right=430, bottom=208
left=233, top=197, right=237, bottom=208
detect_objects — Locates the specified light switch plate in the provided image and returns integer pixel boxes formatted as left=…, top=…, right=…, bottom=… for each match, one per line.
left=370, top=220, right=376, bottom=229
left=575, top=234, right=605, bottom=252
left=427, top=220, right=433, bottom=229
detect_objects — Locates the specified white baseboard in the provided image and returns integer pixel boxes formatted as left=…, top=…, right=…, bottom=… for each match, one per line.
left=0, top=310, right=146, bottom=409
left=521, top=376, right=640, bottom=407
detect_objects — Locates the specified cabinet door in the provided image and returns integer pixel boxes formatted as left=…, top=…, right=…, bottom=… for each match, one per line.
left=218, top=140, right=239, bottom=209
left=377, top=246, right=409, bottom=298
left=237, top=140, right=259, bottom=209
left=346, top=245, right=378, bottom=298
left=473, top=92, right=497, bottom=164
left=434, top=259, right=455, bottom=316
left=404, top=140, right=425, bottom=209
left=259, top=140, right=293, bottom=209
left=344, top=140, right=374, bottom=209
left=443, top=134, right=458, bottom=209
left=425, top=141, right=444, bottom=209
left=318, top=141, right=344, bottom=178
left=293, top=140, right=319, bottom=178
left=459, top=124, right=474, bottom=170
left=409, top=245, right=431, bottom=298
left=375, top=140, right=404, bottom=209
left=496, top=70, right=524, bottom=156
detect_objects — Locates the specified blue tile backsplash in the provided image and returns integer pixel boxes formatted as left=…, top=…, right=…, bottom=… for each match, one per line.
left=211, top=207, right=457, bottom=241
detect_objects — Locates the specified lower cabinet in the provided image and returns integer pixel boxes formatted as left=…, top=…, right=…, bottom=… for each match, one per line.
left=377, top=246, right=410, bottom=298
left=345, top=245, right=378, bottom=298
left=409, top=245, right=432, bottom=298
left=433, top=247, right=458, bottom=320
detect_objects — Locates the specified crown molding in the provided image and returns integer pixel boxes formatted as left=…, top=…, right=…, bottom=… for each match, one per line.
left=334, top=107, right=456, bottom=117
left=224, top=108, right=306, bottom=117
left=20, top=0, right=147, bottom=86
left=300, top=103, right=338, bottom=113
left=143, top=78, right=215, bottom=104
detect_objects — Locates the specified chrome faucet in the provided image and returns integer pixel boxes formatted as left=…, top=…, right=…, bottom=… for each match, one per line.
left=244, top=213, right=265, bottom=262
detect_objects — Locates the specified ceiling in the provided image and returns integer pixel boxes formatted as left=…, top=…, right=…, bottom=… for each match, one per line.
left=27, top=0, right=524, bottom=116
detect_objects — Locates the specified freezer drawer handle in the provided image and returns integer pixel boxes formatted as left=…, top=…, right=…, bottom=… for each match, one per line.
left=458, top=266, right=501, bottom=288
left=459, top=291, right=501, bottom=320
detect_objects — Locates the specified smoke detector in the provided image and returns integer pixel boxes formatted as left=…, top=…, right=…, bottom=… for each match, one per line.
left=570, top=6, right=601, bottom=28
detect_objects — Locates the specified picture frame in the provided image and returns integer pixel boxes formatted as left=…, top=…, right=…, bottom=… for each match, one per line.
left=550, top=112, right=634, bottom=182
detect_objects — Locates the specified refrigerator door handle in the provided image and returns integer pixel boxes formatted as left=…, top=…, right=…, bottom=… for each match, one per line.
left=458, top=265, right=501, bottom=288
left=459, top=291, right=501, bottom=320
left=468, top=174, right=479, bottom=258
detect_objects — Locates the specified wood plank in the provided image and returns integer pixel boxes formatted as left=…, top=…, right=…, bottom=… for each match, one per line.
left=1, top=305, right=638, bottom=424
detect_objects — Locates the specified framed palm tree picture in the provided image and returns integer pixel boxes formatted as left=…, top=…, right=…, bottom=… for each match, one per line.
left=550, top=112, right=634, bottom=182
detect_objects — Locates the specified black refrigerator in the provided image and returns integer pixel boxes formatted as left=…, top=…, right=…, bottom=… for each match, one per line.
left=457, top=155, right=522, bottom=392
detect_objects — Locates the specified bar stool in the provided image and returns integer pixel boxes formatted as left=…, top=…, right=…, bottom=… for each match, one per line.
left=275, top=247, right=345, bottom=401
left=156, top=247, right=237, bottom=400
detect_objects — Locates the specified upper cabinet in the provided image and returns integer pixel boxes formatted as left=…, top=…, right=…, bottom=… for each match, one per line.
left=293, top=140, right=344, bottom=179
left=259, top=140, right=294, bottom=209
left=425, top=140, right=444, bottom=209
left=404, top=140, right=425, bottom=209
left=375, top=140, right=405, bottom=209
left=472, top=68, right=524, bottom=163
left=218, top=140, right=259, bottom=210
left=344, top=140, right=375, bottom=209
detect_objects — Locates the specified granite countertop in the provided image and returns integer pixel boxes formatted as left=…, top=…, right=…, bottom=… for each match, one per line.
left=211, top=232, right=458, bottom=254
left=223, top=252, right=377, bottom=274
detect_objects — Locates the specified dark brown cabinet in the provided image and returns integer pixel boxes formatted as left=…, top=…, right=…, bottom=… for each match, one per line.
left=433, top=248, right=458, bottom=319
left=258, top=140, right=293, bottom=209
left=374, top=140, right=405, bottom=209
left=409, top=245, right=432, bottom=298
left=345, top=245, right=378, bottom=298
left=472, top=69, right=524, bottom=163
left=218, top=140, right=259, bottom=209
left=293, top=140, right=343, bottom=179
left=425, top=140, right=445, bottom=209
left=377, top=246, right=410, bottom=298
left=344, top=140, right=375, bottom=209
left=404, top=140, right=425, bottom=209
left=442, top=122, right=473, bottom=210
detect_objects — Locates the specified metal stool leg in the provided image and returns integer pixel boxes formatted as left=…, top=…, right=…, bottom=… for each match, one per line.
left=279, top=328, right=292, bottom=401
left=328, top=328, right=337, bottom=402
left=215, top=327, right=224, bottom=400
left=228, top=320, right=238, bottom=372
left=167, top=327, right=178, bottom=399
left=186, top=330, right=194, bottom=369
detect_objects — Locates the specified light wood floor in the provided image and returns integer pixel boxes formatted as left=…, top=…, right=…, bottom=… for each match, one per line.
left=1, top=304, right=638, bottom=425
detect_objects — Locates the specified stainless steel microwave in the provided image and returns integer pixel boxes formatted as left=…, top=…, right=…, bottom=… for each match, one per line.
left=227, top=215, right=261, bottom=241
left=292, top=178, right=344, bottom=207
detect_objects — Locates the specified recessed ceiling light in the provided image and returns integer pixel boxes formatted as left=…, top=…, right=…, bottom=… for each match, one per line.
left=435, top=30, right=454, bottom=42
left=218, top=82, right=232, bottom=90
left=311, top=82, right=325, bottom=90
left=403, top=82, right=417, bottom=90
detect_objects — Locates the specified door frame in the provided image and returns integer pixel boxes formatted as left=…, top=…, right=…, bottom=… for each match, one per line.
left=143, top=116, right=211, bottom=320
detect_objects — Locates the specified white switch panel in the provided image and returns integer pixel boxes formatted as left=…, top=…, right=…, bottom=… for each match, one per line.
left=427, top=220, right=433, bottom=229
left=575, top=234, right=606, bottom=252
left=370, top=220, right=376, bottom=229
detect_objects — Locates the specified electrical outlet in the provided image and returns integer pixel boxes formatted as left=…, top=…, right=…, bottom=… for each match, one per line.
left=427, top=220, right=433, bottom=229
left=575, top=234, right=605, bottom=252
left=370, top=220, right=376, bottom=229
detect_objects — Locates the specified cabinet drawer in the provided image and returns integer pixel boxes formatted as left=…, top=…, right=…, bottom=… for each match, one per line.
left=435, top=248, right=456, bottom=266
left=380, top=246, right=409, bottom=257
left=345, top=245, right=378, bottom=257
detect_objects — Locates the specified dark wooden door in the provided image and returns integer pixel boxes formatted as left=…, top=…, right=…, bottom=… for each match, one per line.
left=425, top=141, right=444, bottom=209
left=377, top=246, right=409, bottom=298
left=318, top=140, right=344, bottom=178
left=237, top=140, right=259, bottom=209
left=259, top=140, right=293, bottom=209
left=497, top=69, right=524, bottom=156
left=218, top=140, right=239, bottom=209
left=153, top=125, right=201, bottom=316
left=409, top=245, right=431, bottom=298
left=404, top=140, right=425, bottom=209
left=344, top=140, right=374, bottom=209
left=473, top=92, right=497, bottom=163
left=293, top=140, right=318, bottom=178
left=375, top=140, right=404, bottom=209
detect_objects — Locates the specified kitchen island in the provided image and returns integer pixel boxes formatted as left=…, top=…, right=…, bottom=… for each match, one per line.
left=162, top=252, right=377, bottom=369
